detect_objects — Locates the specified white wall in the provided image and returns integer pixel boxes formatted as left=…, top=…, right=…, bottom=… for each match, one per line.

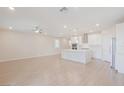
left=88, top=26, right=116, bottom=61
left=116, top=23, right=124, bottom=73
left=0, top=29, right=60, bottom=62
left=60, top=38, right=69, bottom=49
left=88, top=33, right=102, bottom=59
left=101, top=26, right=116, bottom=62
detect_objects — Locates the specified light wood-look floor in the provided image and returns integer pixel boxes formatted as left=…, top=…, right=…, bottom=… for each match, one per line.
left=0, top=55, right=124, bottom=86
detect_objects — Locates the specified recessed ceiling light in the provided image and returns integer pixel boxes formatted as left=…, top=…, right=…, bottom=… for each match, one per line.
left=8, top=7, right=15, bottom=11
left=9, top=26, right=13, bottom=30
left=64, top=25, right=67, bottom=28
left=96, top=24, right=100, bottom=27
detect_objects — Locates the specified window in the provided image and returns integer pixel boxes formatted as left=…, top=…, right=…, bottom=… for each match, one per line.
left=54, top=39, right=60, bottom=48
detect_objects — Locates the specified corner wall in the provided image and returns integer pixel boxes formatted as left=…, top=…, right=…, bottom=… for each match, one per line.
left=88, top=26, right=116, bottom=61
left=116, top=23, right=124, bottom=73
left=0, top=29, right=60, bottom=62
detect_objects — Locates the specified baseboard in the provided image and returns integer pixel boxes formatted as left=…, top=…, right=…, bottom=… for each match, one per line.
left=0, top=53, right=60, bottom=63
left=92, top=57, right=102, bottom=61
left=92, top=57, right=111, bottom=62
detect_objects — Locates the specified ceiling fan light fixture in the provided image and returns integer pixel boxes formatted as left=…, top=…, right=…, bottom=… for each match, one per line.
left=33, top=25, right=43, bottom=34
left=34, top=30, right=39, bottom=33
left=8, top=7, right=15, bottom=11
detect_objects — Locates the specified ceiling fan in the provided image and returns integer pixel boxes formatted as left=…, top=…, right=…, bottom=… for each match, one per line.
left=59, top=7, right=68, bottom=12
left=33, top=25, right=43, bottom=33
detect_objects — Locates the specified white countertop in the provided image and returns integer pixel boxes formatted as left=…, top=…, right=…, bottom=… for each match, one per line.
left=62, top=49, right=90, bottom=52
left=61, top=48, right=92, bottom=64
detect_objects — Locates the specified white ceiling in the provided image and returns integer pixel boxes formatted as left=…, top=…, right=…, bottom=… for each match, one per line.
left=0, top=7, right=124, bottom=37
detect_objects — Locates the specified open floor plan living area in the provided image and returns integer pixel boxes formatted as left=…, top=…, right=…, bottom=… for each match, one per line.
left=0, top=7, right=124, bottom=86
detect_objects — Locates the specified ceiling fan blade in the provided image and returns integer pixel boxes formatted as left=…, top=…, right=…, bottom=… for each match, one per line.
left=60, top=7, right=68, bottom=12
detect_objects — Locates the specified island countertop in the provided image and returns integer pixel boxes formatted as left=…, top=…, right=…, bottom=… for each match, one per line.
left=61, top=49, right=92, bottom=64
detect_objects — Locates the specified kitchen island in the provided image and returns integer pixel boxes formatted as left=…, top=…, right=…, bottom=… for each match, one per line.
left=61, top=49, right=92, bottom=64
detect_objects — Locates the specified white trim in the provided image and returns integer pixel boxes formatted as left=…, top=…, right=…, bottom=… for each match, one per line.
left=0, top=53, right=60, bottom=63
